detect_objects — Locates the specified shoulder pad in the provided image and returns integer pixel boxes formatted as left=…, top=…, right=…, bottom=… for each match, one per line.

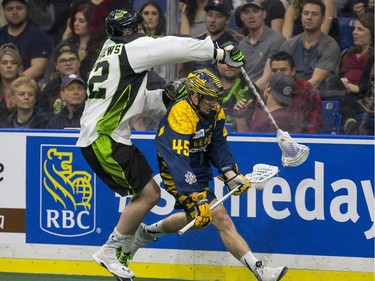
left=168, top=100, right=199, bottom=135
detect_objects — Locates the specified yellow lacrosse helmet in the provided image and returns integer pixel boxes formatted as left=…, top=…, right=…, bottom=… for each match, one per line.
left=185, top=69, right=224, bottom=104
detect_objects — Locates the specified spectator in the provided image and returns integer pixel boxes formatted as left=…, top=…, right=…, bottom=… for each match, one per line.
left=216, top=62, right=255, bottom=132
left=231, top=0, right=285, bottom=41
left=238, top=0, right=286, bottom=91
left=0, top=76, right=48, bottom=128
left=338, top=0, right=373, bottom=17
left=39, top=41, right=80, bottom=117
left=340, top=13, right=373, bottom=87
left=0, top=3, right=7, bottom=27
left=282, top=0, right=340, bottom=43
left=193, top=0, right=236, bottom=72
left=62, top=0, right=133, bottom=40
left=342, top=57, right=374, bottom=135
left=248, top=72, right=295, bottom=133
left=338, top=13, right=374, bottom=134
left=269, top=51, right=325, bottom=133
left=180, top=0, right=209, bottom=36
left=64, top=3, right=106, bottom=82
left=134, top=0, right=165, bottom=12
left=26, top=0, right=71, bottom=48
left=47, top=74, right=86, bottom=129
left=279, top=0, right=341, bottom=90
left=0, top=42, right=24, bottom=119
left=140, top=1, right=166, bottom=36
left=0, top=0, right=52, bottom=81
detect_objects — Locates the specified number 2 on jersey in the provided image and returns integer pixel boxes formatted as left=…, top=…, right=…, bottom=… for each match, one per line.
left=87, top=61, right=109, bottom=99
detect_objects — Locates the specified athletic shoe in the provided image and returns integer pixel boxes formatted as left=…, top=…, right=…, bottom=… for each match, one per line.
left=116, top=248, right=133, bottom=267
left=92, top=245, right=135, bottom=279
left=253, top=261, right=288, bottom=281
left=129, top=223, right=156, bottom=256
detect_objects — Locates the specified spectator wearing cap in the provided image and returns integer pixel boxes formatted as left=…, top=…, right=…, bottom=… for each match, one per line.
left=0, top=0, right=52, bottom=81
left=238, top=0, right=285, bottom=91
left=247, top=72, right=296, bottom=132
left=0, top=76, right=48, bottom=128
left=39, top=41, right=81, bottom=117
left=180, top=0, right=237, bottom=77
left=47, top=74, right=86, bottom=129
left=269, top=51, right=324, bottom=134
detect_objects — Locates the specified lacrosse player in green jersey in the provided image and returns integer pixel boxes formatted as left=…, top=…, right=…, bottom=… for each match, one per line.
left=76, top=8, right=245, bottom=281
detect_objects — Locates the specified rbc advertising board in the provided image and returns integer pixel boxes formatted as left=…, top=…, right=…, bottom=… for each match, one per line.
left=26, top=133, right=374, bottom=259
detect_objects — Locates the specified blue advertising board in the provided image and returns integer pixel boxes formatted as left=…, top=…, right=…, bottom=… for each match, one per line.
left=26, top=133, right=374, bottom=259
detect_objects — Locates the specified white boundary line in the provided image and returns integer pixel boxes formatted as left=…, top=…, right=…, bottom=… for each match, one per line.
left=0, top=242, right=372, bottom=272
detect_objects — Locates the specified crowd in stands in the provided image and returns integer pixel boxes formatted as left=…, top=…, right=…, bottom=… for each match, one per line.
left=0, top=0, right=372, bottom=135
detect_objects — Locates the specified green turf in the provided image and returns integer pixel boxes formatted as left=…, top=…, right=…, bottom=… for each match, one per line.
left=0, top=272, right=190, bottom=281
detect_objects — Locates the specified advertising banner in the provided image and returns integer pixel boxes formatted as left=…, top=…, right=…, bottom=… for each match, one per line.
left=25, top=133, right=374, bottom=259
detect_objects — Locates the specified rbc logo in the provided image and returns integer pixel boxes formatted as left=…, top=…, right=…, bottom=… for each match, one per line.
left=40, top=146, right=96, bottom=237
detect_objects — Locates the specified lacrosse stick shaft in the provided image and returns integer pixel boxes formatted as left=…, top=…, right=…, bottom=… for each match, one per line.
left=178, top=184, right=241, bottom=235
left=240, top=67, right=279, bottom=131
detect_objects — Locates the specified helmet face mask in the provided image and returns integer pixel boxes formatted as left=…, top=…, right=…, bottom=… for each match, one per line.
left=105, top=9, right=150, bottom=37
left=185, top=69, right=224, bottom=117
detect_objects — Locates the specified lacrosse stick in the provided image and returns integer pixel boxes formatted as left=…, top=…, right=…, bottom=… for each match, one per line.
left=178, top=164, right=279, bottom=235
left=240, top=67, right=309, bottom=167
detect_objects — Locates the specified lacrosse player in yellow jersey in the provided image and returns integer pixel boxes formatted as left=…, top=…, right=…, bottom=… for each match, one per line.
left=76, top=8, right=246, bottom=281
left=128, top=69, right=288, bottom=281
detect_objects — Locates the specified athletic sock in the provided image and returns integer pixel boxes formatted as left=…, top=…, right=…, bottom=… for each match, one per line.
left=106, top=227, right=133, bottom=252
left=146, top=220, right=166, bottom=239
left=240, top=251, right=260, bottom=272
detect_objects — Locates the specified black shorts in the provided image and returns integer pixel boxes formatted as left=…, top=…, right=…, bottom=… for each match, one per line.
left=80, top=134, right=153, bottom=196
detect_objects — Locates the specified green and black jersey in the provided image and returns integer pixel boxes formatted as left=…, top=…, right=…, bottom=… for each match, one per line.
left=77, top=35, right=217, bottom=147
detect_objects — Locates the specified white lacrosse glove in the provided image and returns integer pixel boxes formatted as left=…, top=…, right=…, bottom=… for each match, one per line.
left=219, top=173, right=252, bottom=196
left=214, top=44, right=245, bottom=68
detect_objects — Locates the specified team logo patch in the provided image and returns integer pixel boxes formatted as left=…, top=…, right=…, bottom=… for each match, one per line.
left=185, top=171, right=197, bottom=185
left=193, top=129, right=205, bottom=139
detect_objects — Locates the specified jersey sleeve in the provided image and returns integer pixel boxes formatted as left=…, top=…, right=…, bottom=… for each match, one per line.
left=125, top=36, right=216, bottom=73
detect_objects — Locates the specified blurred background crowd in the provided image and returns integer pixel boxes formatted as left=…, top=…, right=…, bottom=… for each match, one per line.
left=0, top=0, right=372, bottom=135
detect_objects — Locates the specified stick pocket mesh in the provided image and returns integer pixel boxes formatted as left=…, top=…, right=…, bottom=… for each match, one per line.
left=246, top=164, right=279, bottom=190
left=276, top=129, right=309, bottom=167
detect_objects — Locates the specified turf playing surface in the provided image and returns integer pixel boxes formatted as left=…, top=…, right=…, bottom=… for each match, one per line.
left=0, top=272, right=190, bottom=281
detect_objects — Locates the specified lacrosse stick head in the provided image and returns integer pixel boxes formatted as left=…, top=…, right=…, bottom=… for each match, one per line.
left=246, top=164, right=279, bottom=190
left=276, top=129, right=309, bottom=167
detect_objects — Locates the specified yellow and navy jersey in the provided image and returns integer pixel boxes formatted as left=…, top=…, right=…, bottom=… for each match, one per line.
left=155, top=97, right=236, bottom=194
